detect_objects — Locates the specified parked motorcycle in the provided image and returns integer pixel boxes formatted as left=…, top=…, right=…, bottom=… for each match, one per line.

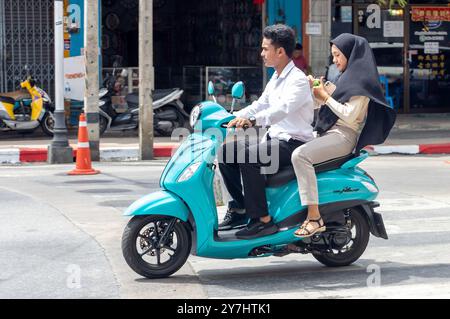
left=121, top=81, right=388, bottom=279
left=98, top=69, right=189, bottom=136
left=0, top=75, right=54, bottom=136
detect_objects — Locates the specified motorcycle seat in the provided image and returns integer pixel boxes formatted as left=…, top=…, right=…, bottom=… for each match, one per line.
left=153, top=88, right=178, bottom=101
left=265, top=153, right=356, bottom=188
left=0, top=90, right=31, bottom=103
left=125, top=89, right=179, bottom=106
left=125, top=93, right=139, bottom=106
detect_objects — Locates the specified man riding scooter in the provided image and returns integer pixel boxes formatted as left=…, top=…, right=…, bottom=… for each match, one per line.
left=217, top=24, right=315, bottom=239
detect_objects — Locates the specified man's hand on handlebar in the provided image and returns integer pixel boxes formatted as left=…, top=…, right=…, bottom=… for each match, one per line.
left=227, top=117, right=253, bottom=129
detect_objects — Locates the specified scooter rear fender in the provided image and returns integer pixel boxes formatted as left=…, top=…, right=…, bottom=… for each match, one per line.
left=123, top=190, right=190, bottom=222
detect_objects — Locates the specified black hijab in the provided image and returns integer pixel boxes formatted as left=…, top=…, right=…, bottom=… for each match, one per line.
left=314, top=33, right=396, bottom=154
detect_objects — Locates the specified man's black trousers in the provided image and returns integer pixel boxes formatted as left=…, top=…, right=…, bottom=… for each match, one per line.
left=218, top=135, right=304, bottom=219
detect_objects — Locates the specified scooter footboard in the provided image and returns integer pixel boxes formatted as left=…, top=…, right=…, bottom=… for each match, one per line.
left=123, top=190, right=190, bottom=222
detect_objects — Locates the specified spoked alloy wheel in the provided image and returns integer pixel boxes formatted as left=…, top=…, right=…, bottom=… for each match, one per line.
left=312, top=208, right=370, bottom=267
left=122, top=215, right=191, bottom=279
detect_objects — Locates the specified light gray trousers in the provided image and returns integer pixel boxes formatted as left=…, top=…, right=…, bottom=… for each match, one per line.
left=291, top=125, right=358, bottom=205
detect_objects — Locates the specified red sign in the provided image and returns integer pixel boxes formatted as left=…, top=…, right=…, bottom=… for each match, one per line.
left=412, top=6, right=450, bottom=22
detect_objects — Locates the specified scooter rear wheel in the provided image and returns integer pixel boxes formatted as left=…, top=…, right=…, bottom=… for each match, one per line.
left=41, top=112, right=54, bottom=136
left=122, top=215, right=191, bottom=279
left=312, top=207, right=370, bottom=267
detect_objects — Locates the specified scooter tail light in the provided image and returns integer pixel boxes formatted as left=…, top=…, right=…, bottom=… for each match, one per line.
left=364, top=171, right=375, bottom=182
left=362, top=181, right=378, bottom=193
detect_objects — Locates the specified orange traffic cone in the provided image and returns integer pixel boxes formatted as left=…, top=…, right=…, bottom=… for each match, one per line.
left=68, top=113, right=100, bottom=175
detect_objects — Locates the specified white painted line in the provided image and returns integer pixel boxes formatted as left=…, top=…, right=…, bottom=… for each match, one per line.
left=372, top=145, right=420, bottom=155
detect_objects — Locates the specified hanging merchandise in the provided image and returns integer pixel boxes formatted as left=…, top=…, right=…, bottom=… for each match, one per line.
left=120, top=0, right=138, bottom=9
left=105, top=13, right=120, bottom=31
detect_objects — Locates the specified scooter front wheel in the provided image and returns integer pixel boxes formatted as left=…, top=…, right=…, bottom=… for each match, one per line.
left=121, top=215, right=191, bottom=279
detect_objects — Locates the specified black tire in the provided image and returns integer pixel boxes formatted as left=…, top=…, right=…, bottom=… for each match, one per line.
left=40, top=112, right=54, bottom=136
left=312, top=207, right=370, bottom=267
left=99, top=115, right=108, bottom=136
left=121, top=215, right=191, bottom=279
left=155, top=106, right=186, bottom=137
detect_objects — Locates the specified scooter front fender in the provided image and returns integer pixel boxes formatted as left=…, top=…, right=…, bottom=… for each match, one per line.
left=123, top=190, right=190, bottom=222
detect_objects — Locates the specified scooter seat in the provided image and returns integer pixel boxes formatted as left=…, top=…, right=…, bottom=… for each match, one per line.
left=152, top=88, right=178, bottom=101
left=125, top=93, right=139, bottom=107
left=124, top=89, right=179, bottom=107
left=0, top=90, right=30, bottom=103
left=265, top=153, right=356, bottom=188
left=0, top=95, right=16, bottom=105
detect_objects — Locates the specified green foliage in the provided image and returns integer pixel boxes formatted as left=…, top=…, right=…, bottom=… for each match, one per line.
left=377, top=0, right=408, bottom=8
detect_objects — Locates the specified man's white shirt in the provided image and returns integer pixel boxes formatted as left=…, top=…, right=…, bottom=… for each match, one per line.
left=234, top=60, right=314, bottom=143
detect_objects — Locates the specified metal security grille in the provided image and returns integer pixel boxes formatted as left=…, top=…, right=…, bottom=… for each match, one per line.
left=0, top=0, right=54, bottom=97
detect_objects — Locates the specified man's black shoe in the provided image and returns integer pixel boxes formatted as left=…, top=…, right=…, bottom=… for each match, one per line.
left=218, top=209, right=248, bottom=231
left=235, top=220, right=278, bottom=239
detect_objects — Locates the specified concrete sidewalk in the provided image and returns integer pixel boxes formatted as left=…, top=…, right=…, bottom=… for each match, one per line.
left=1, top=113, right=449, bottom=163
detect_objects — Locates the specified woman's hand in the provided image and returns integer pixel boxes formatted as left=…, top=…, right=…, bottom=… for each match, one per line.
left=312, top=76, right=330, bottom=104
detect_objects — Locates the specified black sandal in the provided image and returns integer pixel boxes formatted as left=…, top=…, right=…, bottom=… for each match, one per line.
left=294, top=217, right=326, bottom=238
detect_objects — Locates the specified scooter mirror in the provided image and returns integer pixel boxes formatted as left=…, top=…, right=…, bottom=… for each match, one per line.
left=231, top=81, right=245, bottom=100
left=207, top=81, right=215, bottom=96
left=208, top=81, right=217, bottom=103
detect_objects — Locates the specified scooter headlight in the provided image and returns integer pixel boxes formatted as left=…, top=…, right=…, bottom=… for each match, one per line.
left=190, top=105, right=201, bottom=128
left=178, top=162, right=202, bottom=182
left=99, top=100, right=106, bottom=107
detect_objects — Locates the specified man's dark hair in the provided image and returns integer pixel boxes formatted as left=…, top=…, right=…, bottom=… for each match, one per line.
left=263, top=24, right=296, bottom=58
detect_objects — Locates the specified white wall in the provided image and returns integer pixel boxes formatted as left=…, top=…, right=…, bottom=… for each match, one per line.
left=309, top=0, right=331, bottom=77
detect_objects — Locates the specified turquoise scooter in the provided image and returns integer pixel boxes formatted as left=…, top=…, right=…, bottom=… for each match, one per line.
left=121, top=81, right=388, bottom=279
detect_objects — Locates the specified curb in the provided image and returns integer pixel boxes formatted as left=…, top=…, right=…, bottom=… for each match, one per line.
left=0, top=143, right=179, bottom=164
left=1, top=142, right=450, bottom=164
left=365, top=143, right=450, bottom=155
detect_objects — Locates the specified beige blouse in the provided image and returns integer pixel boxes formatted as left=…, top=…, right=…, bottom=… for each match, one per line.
left=314, top=95, right=369, bottom=133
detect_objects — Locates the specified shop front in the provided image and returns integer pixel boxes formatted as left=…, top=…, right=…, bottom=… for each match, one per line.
left=331, top=0, right=450, bottom=113
left=87, top=0, right=303, bottom=112
left=1, top=0, right=306, bottom=114
left=98, top=0, right=267, bottom=112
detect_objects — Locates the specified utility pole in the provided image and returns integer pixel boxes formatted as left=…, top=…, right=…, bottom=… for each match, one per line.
left=84, top=0, right=100, bottom=161
left=48, top=0, right=73, bottom=164
left=139, top=0, right=154, bottom=160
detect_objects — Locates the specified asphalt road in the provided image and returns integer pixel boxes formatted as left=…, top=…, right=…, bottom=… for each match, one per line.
left=0, top=155, right=449, bottom=298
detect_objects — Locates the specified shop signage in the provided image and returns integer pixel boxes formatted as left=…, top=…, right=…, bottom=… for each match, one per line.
left=306, top=23, right=322, bottom=35
left=67, top=4, right=81, bottom=31
left=412, top=7, right=450, bottom=22
left=341, top=6, right=352, bottom=23
left=64, top=56, right=85, bottom=101
left=424, top=42, right=439, bottom=54
left=384, top=21, right=404, bottom=37
left=366, top=4, right=381, bottom=29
